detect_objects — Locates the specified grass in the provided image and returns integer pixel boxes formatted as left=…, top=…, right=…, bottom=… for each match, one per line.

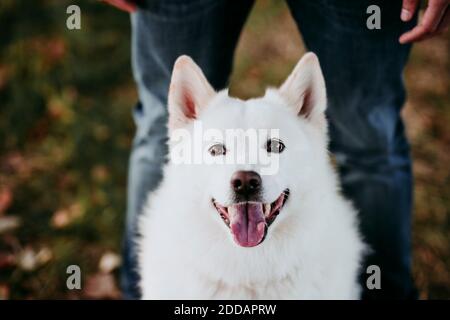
left=0, top=0, right=448, bottom=299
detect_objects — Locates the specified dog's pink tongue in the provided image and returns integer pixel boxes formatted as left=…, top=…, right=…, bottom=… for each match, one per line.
left=228, top=202, right=266, bottom=247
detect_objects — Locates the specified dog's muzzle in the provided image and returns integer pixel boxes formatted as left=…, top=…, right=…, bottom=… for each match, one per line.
left=212, top=189, right=290, bottom=247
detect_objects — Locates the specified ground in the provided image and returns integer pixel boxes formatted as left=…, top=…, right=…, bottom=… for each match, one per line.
left=0, top=0, right=448, bottom=299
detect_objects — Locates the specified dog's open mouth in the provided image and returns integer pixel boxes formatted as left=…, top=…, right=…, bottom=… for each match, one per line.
left=212, top=189, right=290, bottom=247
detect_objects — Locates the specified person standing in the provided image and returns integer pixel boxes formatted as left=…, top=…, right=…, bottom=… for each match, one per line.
left=104, top=0, right=449, bottom=299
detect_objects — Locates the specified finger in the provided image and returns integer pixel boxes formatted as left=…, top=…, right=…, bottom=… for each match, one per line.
left=102, top=0, right=137, bottom=13
left=435, top=6, right=450, bottom=33
left=401, top=0, right=420, bottom=21
left=423, top=0, right=449, bottom=31
left=399, top=0, right=449, bottom=43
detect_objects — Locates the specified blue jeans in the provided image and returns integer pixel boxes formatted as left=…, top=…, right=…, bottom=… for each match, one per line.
left=122, top=0, right=417, bottom=299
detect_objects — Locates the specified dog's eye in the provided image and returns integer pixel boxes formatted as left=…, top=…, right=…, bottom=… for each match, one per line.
left=208, top=143, right=226, bottom=156
left=266, top=138, right=285, bottom=153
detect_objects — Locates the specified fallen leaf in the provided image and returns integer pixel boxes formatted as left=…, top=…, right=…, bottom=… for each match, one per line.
left=0, top=216, right=21, bottom=234
left=83, top=273, right=121, bottom=299
left=0, top=187, right=13, bottom=214
left=17, top=247, right=37, bottom=271
left=51, top=203, right=83, bottom=229
left=99, top=251, right=121, bottom=274
left=35, top=247, right=52, bottom=265
left=0, top=253, right=15, bottom=269
left=0, top=284, right=9, bottom=300
left=16, top=246, right=52, bottom=271
left=91, top=165, right=109, bottom=183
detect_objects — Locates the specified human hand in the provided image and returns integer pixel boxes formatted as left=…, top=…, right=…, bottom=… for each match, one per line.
left=399, top=0, right=449, bottom=43
left=102, top=0, right=137, bottom=13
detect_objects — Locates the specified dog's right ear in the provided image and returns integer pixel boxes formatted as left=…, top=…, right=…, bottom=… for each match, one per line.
left=278, top=52, right=327, bottom=127
left=168, top=55, right=215, bottom=132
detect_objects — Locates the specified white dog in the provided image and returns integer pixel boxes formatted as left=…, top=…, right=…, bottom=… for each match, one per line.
left=138, top=53, right=365, bottom=299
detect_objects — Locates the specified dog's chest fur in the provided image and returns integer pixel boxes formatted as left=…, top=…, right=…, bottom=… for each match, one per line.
left=138, top=176, right=363, bottom=299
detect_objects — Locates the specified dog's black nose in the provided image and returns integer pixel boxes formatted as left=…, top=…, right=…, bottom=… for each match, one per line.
left=231, top=171, right=262, bottom=198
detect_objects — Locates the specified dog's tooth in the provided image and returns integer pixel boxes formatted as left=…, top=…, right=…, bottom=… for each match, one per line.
left=264, top=203, right=271, bottom=217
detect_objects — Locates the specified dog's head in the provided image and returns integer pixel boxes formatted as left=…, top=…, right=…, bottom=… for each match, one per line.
left=167, top=53, right=328, bottom=248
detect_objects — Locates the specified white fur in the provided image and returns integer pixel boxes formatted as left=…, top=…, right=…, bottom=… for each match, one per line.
left=138, top=53, right=365, bottom=299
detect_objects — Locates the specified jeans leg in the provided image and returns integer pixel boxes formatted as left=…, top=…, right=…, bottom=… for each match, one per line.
left=286, top=0, right=417, bottom=299
left=122, top=0, right=254, bottom=299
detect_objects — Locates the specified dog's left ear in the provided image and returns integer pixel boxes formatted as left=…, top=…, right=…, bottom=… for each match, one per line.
left=168, top=55, right=215, bottom=132
left=279, top=52, right=327, bottom=124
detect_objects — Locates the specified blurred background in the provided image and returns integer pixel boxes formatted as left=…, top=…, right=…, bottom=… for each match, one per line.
left=0, top=0, right=448, bottom=299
